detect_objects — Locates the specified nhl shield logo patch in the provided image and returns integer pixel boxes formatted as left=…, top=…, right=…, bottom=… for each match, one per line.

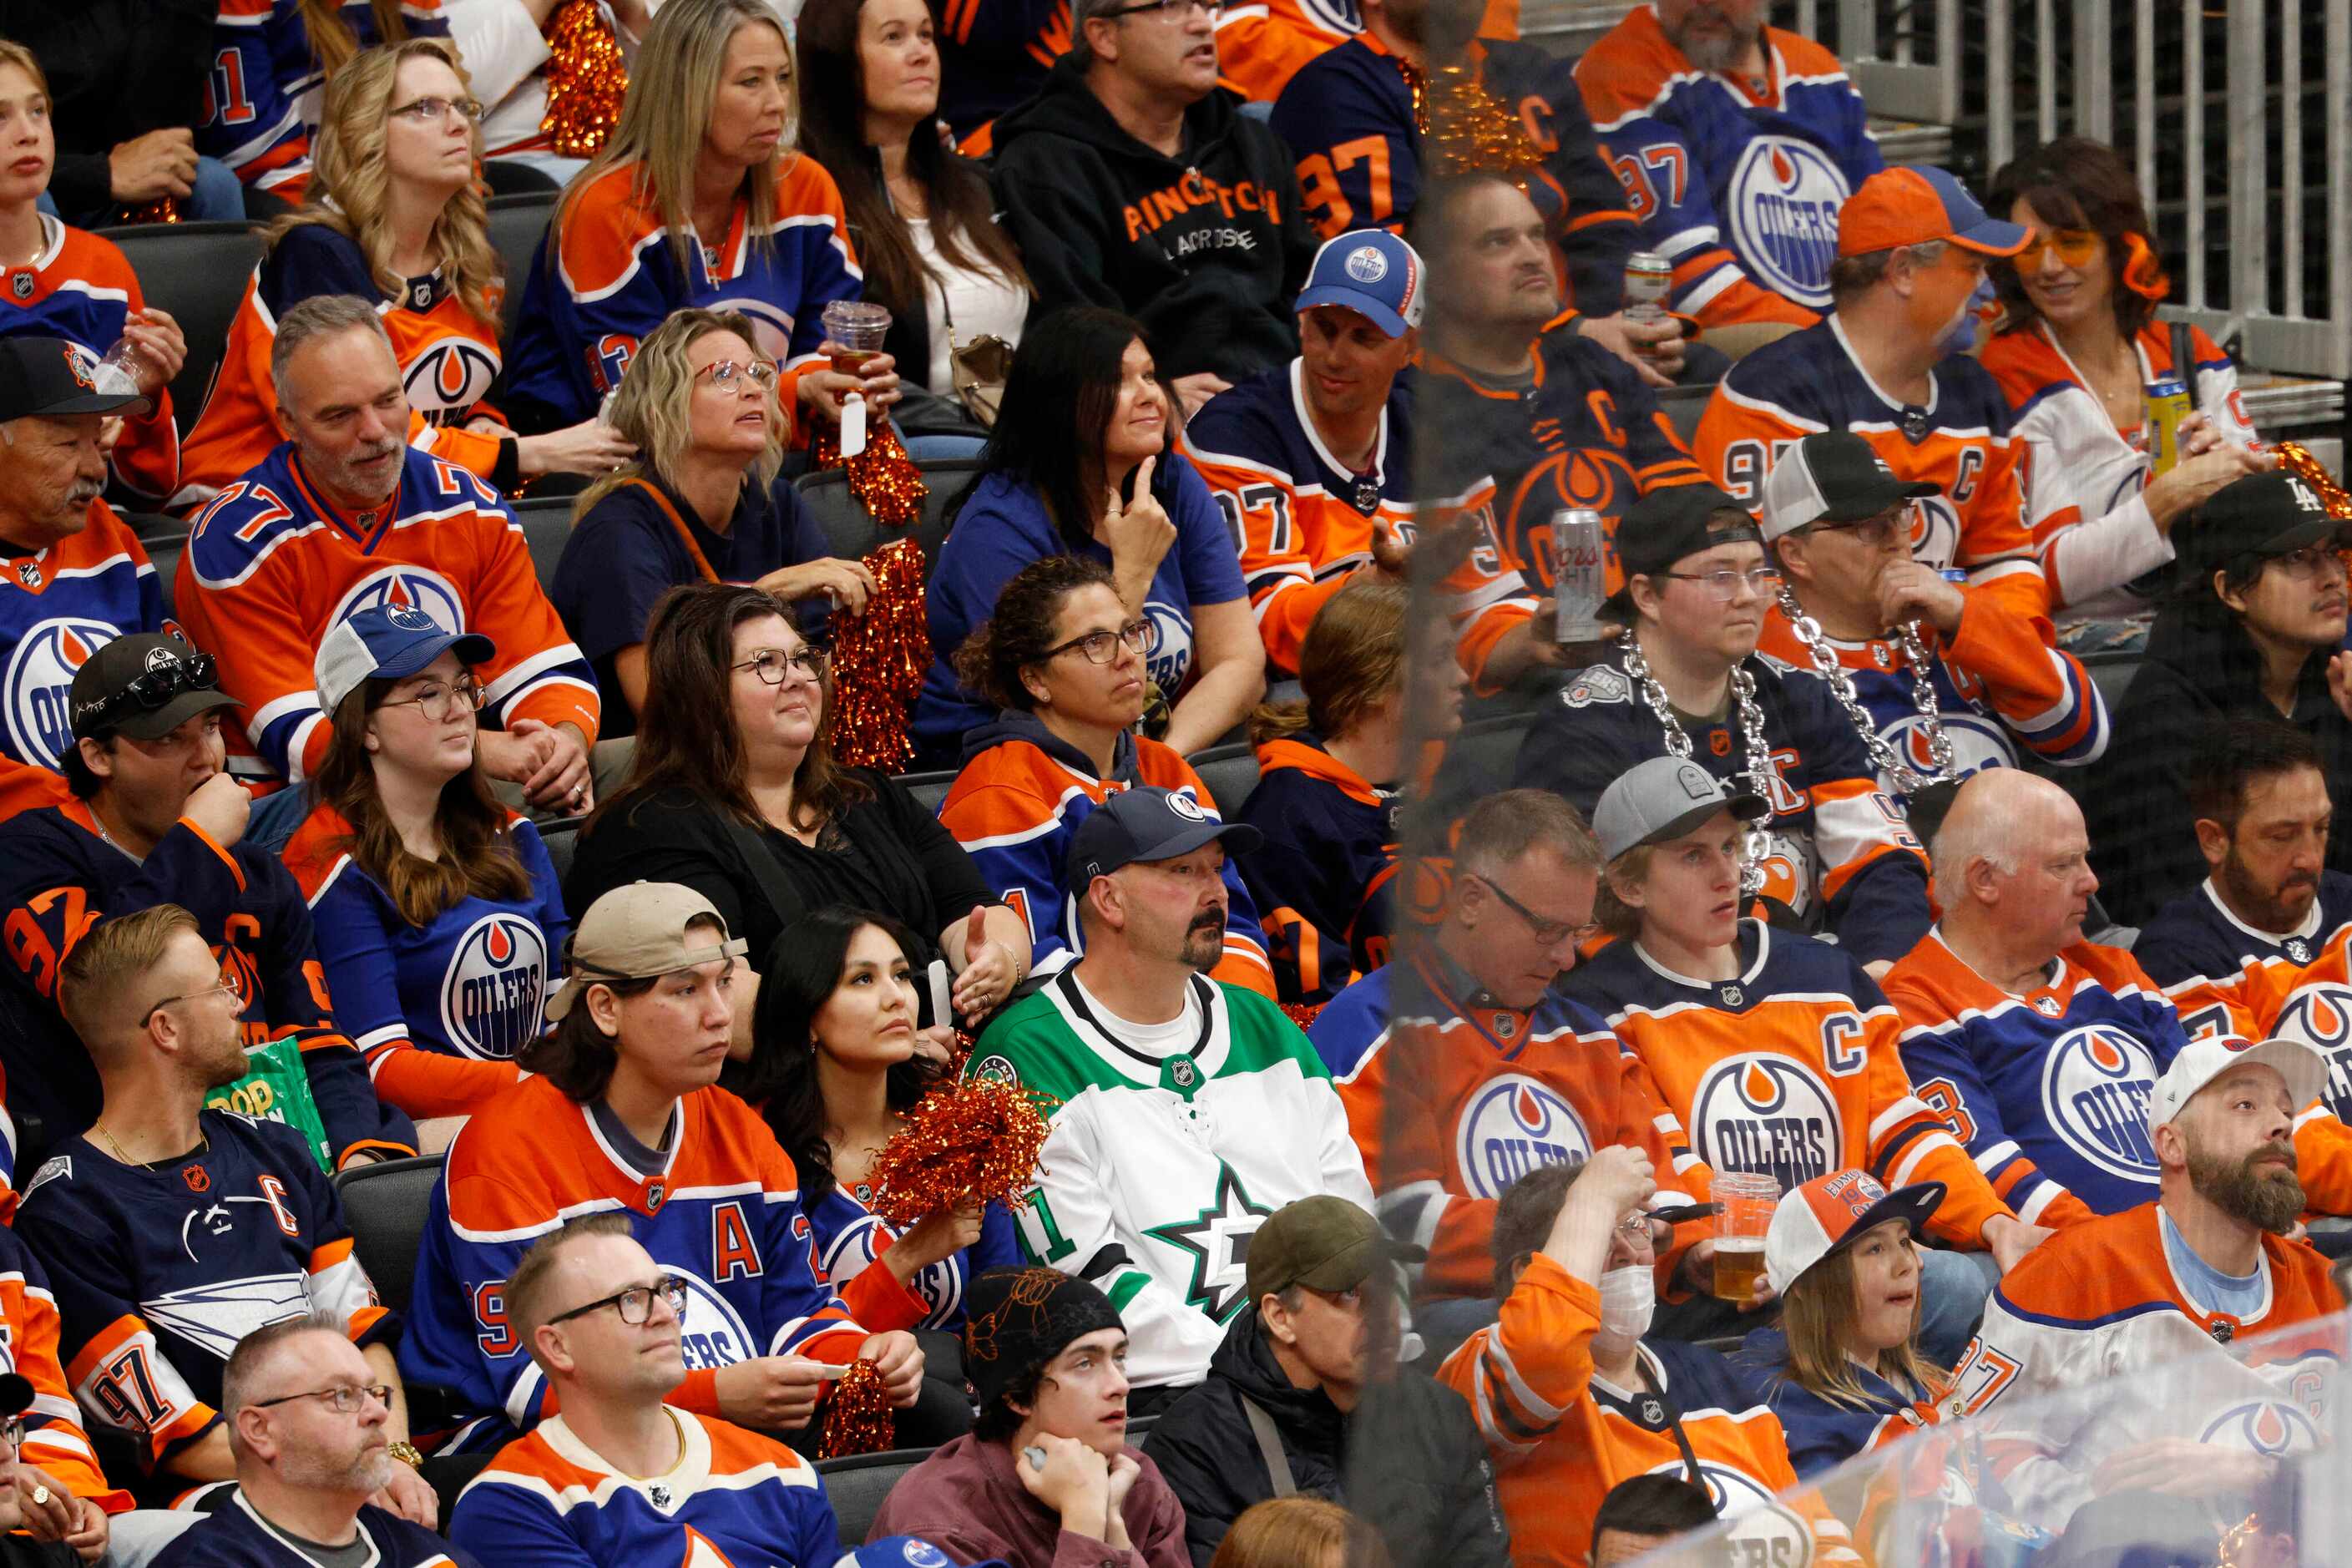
left=1162, top=1056, right=1201, bottom=1099
left=2288, top=938, right=2312, bottom=964
left=8, top=273, right=28, bottom=301
left=1638, top=1395, right=1667, bottom=1425
left=2034, top=995, right=2061, bottom=1017
left=13, top=560, right=38, bottom=589
left=647, top=1483, right=673, bottom=1508
left=645, top=1181, right=665, bottom=1211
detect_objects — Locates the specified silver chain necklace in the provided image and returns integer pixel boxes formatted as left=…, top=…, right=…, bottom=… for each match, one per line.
left=1618, top=633, right=1772, bottom=897
left=1773, top=588, right=1954, bottom=795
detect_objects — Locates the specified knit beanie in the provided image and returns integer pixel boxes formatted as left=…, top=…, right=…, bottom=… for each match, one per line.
left=963, top=1267, right=1124, bottom=1414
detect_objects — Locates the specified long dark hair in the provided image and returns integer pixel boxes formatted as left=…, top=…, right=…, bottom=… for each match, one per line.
left=310, top=677, right=533, bottom=928
left=956, top=306, right=1176, bottom=553
left=741, top=906, right=940, bottom=1206
left=586, top=582, right=872, bottom=841
left=795, top=0, right=1030, bottom=331
left=1985, top=136, right=2165, bottom=340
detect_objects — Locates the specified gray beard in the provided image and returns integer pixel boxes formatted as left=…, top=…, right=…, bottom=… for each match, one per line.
left=1674, top=25, right=1754, bottom=73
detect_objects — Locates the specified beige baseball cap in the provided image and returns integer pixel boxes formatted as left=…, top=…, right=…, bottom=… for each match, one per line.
left=544, top=882, right=747, bottom=1021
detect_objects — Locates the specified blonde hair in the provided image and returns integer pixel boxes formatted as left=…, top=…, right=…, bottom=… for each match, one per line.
left=0, top=41, right=48, bottom=99
left=300, top=0, right=422, bottom=76
left=1774, top=1244, right=1945, bottom=1412
left=1249, top=577, right=1409, bottom=746
left=1208, top=1498, right=1393, bottom=1568
left=59, top=904, right=200, bottom=1057
left=270, top=38, right=502, bottom=330
left=574, top=308, right=787, bottom=519
left=561, top=0, right=799, bottom=290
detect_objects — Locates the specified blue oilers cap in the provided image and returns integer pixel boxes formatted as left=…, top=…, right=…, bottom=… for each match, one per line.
left=836, top=1540, right=1008, bottom=1568
left=314, top=604, right=496, bottom=715
left=1295, top=230, right=1426, bottom=337
left=1066, top=785, right=1263, bottom=888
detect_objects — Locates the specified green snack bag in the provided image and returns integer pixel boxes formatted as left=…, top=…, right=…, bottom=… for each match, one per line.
left=205, top=1036, right=334, bottom=1175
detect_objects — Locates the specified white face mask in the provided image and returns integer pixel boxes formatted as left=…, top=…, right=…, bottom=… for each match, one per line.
left=1599, top=1264, right=1656, bottom=1341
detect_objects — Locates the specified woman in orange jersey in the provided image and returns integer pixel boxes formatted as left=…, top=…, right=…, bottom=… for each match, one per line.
left=1235, top=576, right=1461, bottom=1004
left=936, top=554, right=1279, bottom=999
left=174, top=38, right=632, bottom=511
left=1440, top=1151, right=1864, bottom=1567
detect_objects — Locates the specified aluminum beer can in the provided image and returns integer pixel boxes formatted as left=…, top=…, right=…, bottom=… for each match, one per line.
left=1553, top=508, right=1610, bottom=641
left=2145, top=373, right=2193, bottom=475
left=1623, top=251, right=1672, bottom=321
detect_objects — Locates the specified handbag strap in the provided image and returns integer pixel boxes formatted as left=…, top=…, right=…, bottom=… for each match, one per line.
left=1238, top=1396, right=1298, bottom=1499
left=627, top=477, right=723, bottom=585
left=1635, top=1355, right=1707, bottom=1495
left=2169, top=318, right=2198, bottom=392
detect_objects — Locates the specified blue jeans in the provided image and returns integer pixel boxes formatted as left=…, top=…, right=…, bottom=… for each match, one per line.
left=1916, top=1246, right=2000, bottom=1367
left=41, top=154, right=246, bottom=225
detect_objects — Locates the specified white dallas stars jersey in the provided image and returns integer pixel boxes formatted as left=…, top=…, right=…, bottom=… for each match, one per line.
left=967, top=971, right=1373, bottom=1389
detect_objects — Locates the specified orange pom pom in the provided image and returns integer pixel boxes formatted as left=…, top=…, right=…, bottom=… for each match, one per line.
left=809, top=418, right=931, bottom=532
left=2277, top=443, right=2352, bottom=521
left=817, top=1358, right=895, bottom=1459
left=866, top=1070, right=1055, bottom=1229
left=541, top=0, right=629, bottom=159
left=825, top=537, right=929, bottom=771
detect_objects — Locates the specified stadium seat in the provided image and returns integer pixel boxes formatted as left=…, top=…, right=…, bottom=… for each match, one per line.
left=540, top=817, right=583, bottom=885
left=149, top=539, right=185, bottom=623
left=512, top=493, right=574, bottom=591
left=812, top=1447, right=932, bottom=1545
left=483, top=159, right=560, bottom=198
left=1656, top=383, right=1711, bottom=444
left=334, top=1153, right=445, bottom=1316
left=898, top=768, right=958, bottom=814
left=99, top=220, right=266, bottom=437
left=1188, top=741, right=1261, bottom=816
left=486, top=193, right=558, bottom=347
left=796, top=458, right=984, bottom=581
left=2083, top=650, right=2141, bottom=716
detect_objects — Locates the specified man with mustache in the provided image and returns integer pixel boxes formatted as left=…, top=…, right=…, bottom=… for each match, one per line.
left=0, top=336, right=183, bottom=822
left=964, top=787, right=1373, bottom=1403
left=1946, top=1034, right=2342, bottom=1525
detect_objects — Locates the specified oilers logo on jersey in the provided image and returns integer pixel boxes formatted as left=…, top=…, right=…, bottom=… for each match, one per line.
left=1725, top=137, right=1853, bottom=309
left=1455, top=1075, right=1594, bottom=1199
left=404, top=339, right=502, bottom=424
left=2040, top=1025, right=2161, bottom=1186
left=6, top=619, right=119, bottom=768
left=438, top=913, right=549, bottom=1062
left=2266, top=984, right=2352, bottom=1122
left=326, top=567, right=468, bottom=638
left=1689, top=1054, right=1845, bottom=1190
left=824, top=1214, right=964, bottom=1327
left=1139, top=599, right=1194, bottom=700
left=2199, top=1399, right=2320, bottom=1456
left=1650, top=1458, right=1788, bottom=1519
left=671, top=1267, right=761, bottom=1374
left=1883, top=708, right=2015, bottom=785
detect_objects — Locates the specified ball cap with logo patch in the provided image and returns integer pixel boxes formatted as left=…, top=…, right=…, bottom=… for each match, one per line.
left=0, top=335, right=149, bottom=421
left=1592, top=756, right=1768, bottom=862
left=843, top=1538, right=1006, bottom=1568
left=1764, top=1168, right=1945, bottom=1297
left=1835, top=164, right=2030, bottom=259
left=1066, top=785, right=1264, bottom=887
left=1758, top=430, right=1941, bottom=542
left=315, top=603, right=497, bottom=715
left=68, top=633, right=239, bottom=743
left=1294, top=229, right=1425, bottom=337
left=2181, top=469, right=2350, bottom=581
left=545, top=882, right=749, bottom=1020
left=2147, top=1034, right=2328, bottom=1134
left=1244, top=1194, right=1422, bottom=1309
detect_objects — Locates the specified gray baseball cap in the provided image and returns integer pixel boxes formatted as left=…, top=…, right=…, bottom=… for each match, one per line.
left=1592, top=756, right=1768, bottom=862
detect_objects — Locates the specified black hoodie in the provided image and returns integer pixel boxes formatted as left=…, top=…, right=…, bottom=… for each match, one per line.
left=988, top=52, right=1317, bottom=381
left=1145, top=1308, right=1510, bottom=1567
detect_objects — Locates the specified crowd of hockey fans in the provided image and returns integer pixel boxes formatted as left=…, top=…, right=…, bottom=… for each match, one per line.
left=0, top=0, right=2336, bottom=1563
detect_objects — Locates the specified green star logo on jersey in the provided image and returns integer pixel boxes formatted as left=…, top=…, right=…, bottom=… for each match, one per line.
left=1144, top=1161, right=1272, bottom=1321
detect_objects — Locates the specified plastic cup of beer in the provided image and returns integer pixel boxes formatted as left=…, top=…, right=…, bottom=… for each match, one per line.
left=822, top=300, right=891, bottom=377
left=1712, top=1171, right=1778, bottom=1302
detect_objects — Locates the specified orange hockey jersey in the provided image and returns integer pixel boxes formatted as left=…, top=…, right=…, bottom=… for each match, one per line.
left=1560, top=920, right=2012, bottom=1248
left=1439, top=1256, right=1861, bottom=1567
left=0, top=1226, right=129, bottom=1515
left=1213, top=0, right=1519, bottom=103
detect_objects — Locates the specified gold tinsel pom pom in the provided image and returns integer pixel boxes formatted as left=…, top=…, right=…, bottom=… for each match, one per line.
left=2276, top=442, right=2352, bottom=520
left=817, top=1358, right=895, bottom=1459
left=1421, top=63, right=1541, bottom=185
left=811, top=417, right=931, bottom=531
left=825, top=537, right=928, bottom=771
left=865, top=1070, right=1054, bottom=1229
left=541, top=0, right=628, bottom=159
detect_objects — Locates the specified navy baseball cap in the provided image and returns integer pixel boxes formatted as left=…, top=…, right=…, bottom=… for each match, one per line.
left=1067, top=787, right=1264, bottom=887
left=1839, top=165, right=2030, bottom=259
left=0, top=336, right=149, bottom=421
left=841, top=1540, right=1008, bottom=1568
left=1295, top=230, right=1425, bottom=337
left=315, top=604, right=496, bottom=715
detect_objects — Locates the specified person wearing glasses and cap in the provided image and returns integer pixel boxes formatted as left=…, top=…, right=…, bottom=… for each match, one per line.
left=281, top=604, right=571, bottom=1130
left=1560, top=756, right=2043, bottom=1358
left=0, top=632, right=415, bottom=1181
left=1513, top=483, right=1935, bottom=972
left=13, top=905, right=435, bottom=1524
left=149, top=1318, right=474, bottom=1567
left=1694, top=165, right=2051, bottom=628
left=400, top=882, right=926, bottom=1456
left=1757, top=429, right=2109, bottom=800
left=965, top=787, right=1372, bottom=1402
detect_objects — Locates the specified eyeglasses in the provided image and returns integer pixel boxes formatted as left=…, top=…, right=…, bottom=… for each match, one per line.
left=390, top=95, right=485, bottom=125
left=139, top=979, right=239, bottom=1029
left=1043, top=620, right=1151, bottom=665
left=249, top=1383, right=392, bottom=1416
left=1659, top=565, right=1783, bottom=601
left=2263, top=544, right=2352, bottom=584
left=732, top=646, right=827, bottom=685
left=74, top=651, right=219, bottom=736
left=1801, top=509, right=1910, bottom=549
left=1096, top=0, right=1226, bottom=17
left=696, top=360, right=779, bottom=394
left=2015, top=228, right=2102, bottom=269
left=548, top=1276, right=690, bottom=1328
left=1472, top=873, right=1599, bottom=948
left=1616, top=1212, right=1656, bottom=1239
left=377, top=678, right=483, bottom=723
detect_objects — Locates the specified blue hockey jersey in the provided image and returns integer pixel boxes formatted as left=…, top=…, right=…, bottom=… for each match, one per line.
left=450, top=1408, right=842, bottom=1566
left=199, top=0, right=450, bottom=202
left=13, top=1110, right=394, bottom=1477
left=502, top=157, right=862, bottom=430
left=1574, top=4, right=1878, bottom=325
left=0, top=801, right=417, bottom=1176
left=2134, top=873, right=2352, bottom=1008
left=402, top=1075, right=877, bottom=1453
left=154, top=1493, right=477, bottom=1568
left=1732, top=1324, right=1940, bottom=1479
left=1234, top=736, right=1400, bottom=1004
left=1882, top=929, right=2188, bottom=1227
left=1514, top=646, right=1934, bottom=964
left=0, top=500, right=172, bottom=780
left=807, top=1186, right=1022, bottom=1334
left=284, top=804, right=568, bottom=1121
left=0, top=222, right=180, bottom=503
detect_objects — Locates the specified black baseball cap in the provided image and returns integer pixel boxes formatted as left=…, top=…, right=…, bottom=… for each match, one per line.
left=69, top=635, right=240, bottom=743
left=0, top=1373, right=29, bottom=1420
left=1758, top=432, right=1940, bottom=541
left=1612, top=483, right=1764, bottom=588
left=0, top=336, right=149, bottom=422
left=1066, top=786, right=1264, bottom=888
left=2184, top=469, right=2349, bottom=580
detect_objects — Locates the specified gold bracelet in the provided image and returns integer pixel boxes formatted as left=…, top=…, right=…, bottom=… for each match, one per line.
left=387, top=1440, right=424, bottom=1469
